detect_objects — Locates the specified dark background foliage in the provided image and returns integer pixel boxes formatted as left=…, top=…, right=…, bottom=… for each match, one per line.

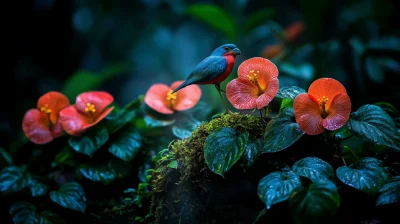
left=2, top=0, right=400, bottom=163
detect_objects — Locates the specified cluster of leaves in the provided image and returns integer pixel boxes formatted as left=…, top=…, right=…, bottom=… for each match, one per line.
left=0, top=89, right=212, bottom=223
left=203, top=86, right=400, bottom=223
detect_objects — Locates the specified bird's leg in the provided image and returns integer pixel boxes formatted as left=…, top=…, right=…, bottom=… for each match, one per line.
left=215, top=84, right=231, bottom=114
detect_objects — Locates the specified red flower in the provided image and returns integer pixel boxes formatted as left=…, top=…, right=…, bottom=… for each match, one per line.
left=22, top=91, right=70, bottom=144
left=283, top=21, right=306, bottom=42
left=293, top=78, right=351, bottom=135
left=226, top=57, right=279, bottom=110
left=144, top=81, right=201, bottom=114
left=59, top=91, right=114, bottom=136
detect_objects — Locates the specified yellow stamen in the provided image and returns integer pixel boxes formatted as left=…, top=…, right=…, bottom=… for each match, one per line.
left=85, top=102, right=96, bottom=113
left=317, top=96, right=329, bottom=118
left=247, top=71, right=264, bottom=94
left=166, top=90, right=177, bottom=101
left=40, top=104, right=52, bottom=114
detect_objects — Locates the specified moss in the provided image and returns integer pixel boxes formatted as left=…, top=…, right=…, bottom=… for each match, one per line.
left=149, top=112, right=343, bottom=224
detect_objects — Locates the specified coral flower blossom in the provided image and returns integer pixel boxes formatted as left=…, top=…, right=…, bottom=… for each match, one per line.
left=293, top=78, right=351, bottom=135
left=226, top=57, right=279, bottom=110
left=59, top=91, right=114, bottom=136
left=144, top=81, right=201, bottom=114
left=22, top=91, right=70, bottom=144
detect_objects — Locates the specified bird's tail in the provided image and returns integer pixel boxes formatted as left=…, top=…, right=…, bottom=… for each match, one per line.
left=171, top=80, right=190, bottom=94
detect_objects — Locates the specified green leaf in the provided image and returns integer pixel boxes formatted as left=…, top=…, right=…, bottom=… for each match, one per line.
left=50, top=182, right=86, bottom=213
left=62, top=63, right=130, bottom=101
left=40, top=210, right=67, bottom=224
left=204, top=127, right=249, bottom=177
left=328, top=126, right=352, bottom=140
left=336, top=157, right=389, bottom=195
left=258, top=171, right=302, bottom=209
left=79, top=160, right=131, bottom=184
left=280, top=63, right=314, bottom=81
left=26, top=178, right=48, bottom=197
left=292, top=157, right=335, bottom=183
left=172, top=117, right=201, bottom=139
left=263, top=108, right=304, bottom=153
left=280, top=98, right=294, bottom=110
left=167, top=160, right=178, bottom=169
left=374, top=102, right=400, bottom=117
left=106, top=97, right=143, bottom=134
left=276, top=86, right=307, bottom=100
left=0, top=166, right=29, bottom=195
left=365, top=57, right=385, bottom=84
left=244, top=8, right=276, bottom=32
left=52, top=147, right=76, bottom=167
left=289, top=181, right=340, bottom=224
left=376, top=176, right=400, bottom=206
left=108, top=125, right=142, bottom=161
left=0, top=147, right=13, bottom=166
left=347, top=104, right=400, bottom=150
left=186, top=4, right=236, bottom=40
left=241, top=139, right=263, bottom=168
left=9, top=202, right=39, bottom=224
left=68, top=127, right=109, bottom=157
left=144, top=116, right=175, bottom=128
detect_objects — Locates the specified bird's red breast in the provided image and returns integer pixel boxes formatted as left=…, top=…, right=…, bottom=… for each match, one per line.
left=200, top=55, right=236, bottom=84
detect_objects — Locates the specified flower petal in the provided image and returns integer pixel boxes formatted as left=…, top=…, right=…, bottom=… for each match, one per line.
left=323, top=94, right=351, bottom=131
left=75, top=91, right=114, bottom=117
left=262, top=44, right=284, bottom=59
left=226, top=78, right=258, bottom=110
left=144, top=84, right=174, bottom=114
left=256, top=78, right=279, bottom=109
left=22, top=109, right=53, bottom=144
left=237, top=57, right=279, bottom=90
left=308, top=78, right=347, bottom=109
left=284, top=21, right=306, bottom=42
left=59, top=106, right=92, bottom=136
left=293, top=93, right=324, bottom=135
left=170, top=81, right=202, bottom=111
left=51, top=121, right=64, bottom=138
left=37, top=91, right=70, bottom=124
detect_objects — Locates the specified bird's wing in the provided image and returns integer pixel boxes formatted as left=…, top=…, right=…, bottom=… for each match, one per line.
left=185, top=56, right=228, bottom=84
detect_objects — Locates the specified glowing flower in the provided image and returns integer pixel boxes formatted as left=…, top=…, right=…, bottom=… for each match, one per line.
left=22, top=91, right=70, bottom=144
left=226, top=57, right=279, bottom=110
left=59, top=91, right=114, bottom=136
left=293, top=78, right=351, bottom=135
left=144, top=81, right=201, bottom=114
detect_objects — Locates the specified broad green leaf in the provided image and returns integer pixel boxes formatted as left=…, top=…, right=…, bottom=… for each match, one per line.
left=289, top=181, right=340, bottom=224
left=68, top=127, right=109, bottom=157
left=0, top=166, right=29, bottom=195
left=172, top=117, right=201, bottom=139
left=186, top=4, right=236, bottom=40
left=26, top=178, right=48, bottom=197
left=9, top=202, right=39, bottom=224
left=365, top=57, right=384, bottom=83
left=280, top=98, right=294, bottom=110
left=50, top=182, right=86, bottom=213
left=144, top=116, right=175, bottom=128
left=328, top=126, right=352, bottom=140
left=292, top=157, right=335, bottom=183
left=0, top=147, right=13, bottom=166
left=106, top=97, right=143, bottom=134
left=108, top=125, right=142, bottom=161
left=263, top=108, right=304, bottom=153
left=79, top=160, right=131, bottom=184
left=62, top=63, right=130, bottom=101
left=52, top=147, right=76, bottom=167
left=241, top=139, right=263, bottom=168
left=376, top=176, right=400, bottom=206
left=276, top=86, right=307, bottom=100
left=167, top=160, right=178, bottom=169
left=374, top=102, right=399, bottom=117
left=244, top=8, right=276, bottom=32
left=347, top=104, right=400, bottom=150
left=336, top=157, right=389, bottom=195
left=258, top=171, right=302, bottom=209
left=280, top=63, right=314, bottom=81
left=204, top=127, right=249, bottom=177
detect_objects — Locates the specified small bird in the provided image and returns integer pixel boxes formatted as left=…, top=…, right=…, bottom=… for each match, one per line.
left=172, top=44, right=241, bottom=108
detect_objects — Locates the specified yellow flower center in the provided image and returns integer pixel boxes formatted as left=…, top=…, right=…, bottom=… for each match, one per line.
left=247, top=70, right=264, bottom=94
left=40, top=104, right=52, bottom=114
left=166, top=90, right=178, bottom=108
left=85, top=103, right=96, bottom=113
left=317, top=96, right=329, bottom=118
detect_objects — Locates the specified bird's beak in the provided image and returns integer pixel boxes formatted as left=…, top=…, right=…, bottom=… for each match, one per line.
left=230, top=48, right=241, bottom=55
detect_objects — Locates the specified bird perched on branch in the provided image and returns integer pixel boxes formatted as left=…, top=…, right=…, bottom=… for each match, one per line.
left=172, top=44, right=241, bottom=109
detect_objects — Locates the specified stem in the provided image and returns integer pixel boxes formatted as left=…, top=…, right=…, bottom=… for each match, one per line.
left=341, top=157, right=347, bottom=166
left=345, top=146, right=359, bottom=161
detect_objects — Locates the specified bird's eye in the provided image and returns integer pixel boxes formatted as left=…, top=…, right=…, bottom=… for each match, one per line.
left=224, top=46, right=229, bottom=51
